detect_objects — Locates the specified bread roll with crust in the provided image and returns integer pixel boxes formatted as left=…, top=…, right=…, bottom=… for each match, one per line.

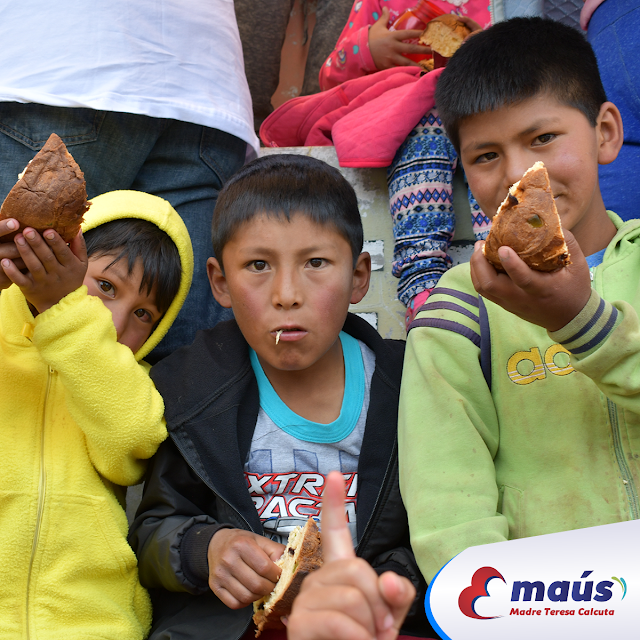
left=483, top=161, right=571, bottom=272
left=0, top=132, right=90, bottom=243
left=419, top=14, right=471, bottom=57
left=253, top=518, right=323, bottom=636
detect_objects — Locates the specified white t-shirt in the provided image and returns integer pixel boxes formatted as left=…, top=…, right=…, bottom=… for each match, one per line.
left=0, top=0, right=258, bottom=152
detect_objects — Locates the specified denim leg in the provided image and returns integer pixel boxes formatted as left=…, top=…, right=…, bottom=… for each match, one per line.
left=387, top=108, right=457, bottom=307
left=132, top=122, right=246, bottom=362
left=0, top=105, right=168, bottom=202
left=588, top=0, right=640, bottom=221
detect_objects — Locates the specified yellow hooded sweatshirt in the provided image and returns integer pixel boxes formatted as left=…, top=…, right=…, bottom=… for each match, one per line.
left=0, top=191, right=193, bottom=640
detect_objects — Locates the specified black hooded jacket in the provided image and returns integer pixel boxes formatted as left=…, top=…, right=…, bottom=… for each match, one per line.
left=129, top=314, right=435, bottom=639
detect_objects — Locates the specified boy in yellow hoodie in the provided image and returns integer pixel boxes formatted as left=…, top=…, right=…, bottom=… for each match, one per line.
left=0, top=191, right=193, bottom=640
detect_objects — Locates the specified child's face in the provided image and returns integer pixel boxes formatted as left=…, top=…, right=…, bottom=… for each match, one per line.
left=458, top=94, right=619, bottom=238
left=208, top=213, right=370, bottom=374
left=84, top=255, right=161, bottom=354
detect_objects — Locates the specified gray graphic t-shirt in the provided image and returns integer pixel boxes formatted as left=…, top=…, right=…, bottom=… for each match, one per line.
left=244, top=333, right=375, bottom=546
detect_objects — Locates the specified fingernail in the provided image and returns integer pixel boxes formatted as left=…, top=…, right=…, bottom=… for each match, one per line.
left=382, top=614, right=394, bottom=631
left=44, top=231, right=55, bottom=240
left=6, top=220, right=17, bottom=230
left=15, top=235, right=26, bottom=246
left=25, top=230, right=35, bottom=240
left=1, top=259, right=10, bottom=268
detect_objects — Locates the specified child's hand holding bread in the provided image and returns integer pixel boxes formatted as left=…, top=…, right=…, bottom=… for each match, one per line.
left=207, top=528, right=284, bottom=609
left=0, top=218, right=25, bottom=290
left=470, top=162, right=591, bottom=332
left=369, top=7, right=431, bottom=70
left=0, top=133, right=90, bottom=312
left=1, top=227, right=88, bottom=314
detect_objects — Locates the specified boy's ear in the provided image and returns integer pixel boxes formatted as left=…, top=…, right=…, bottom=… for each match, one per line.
left=350, top=252, right=371, bottom=305
left=207, top=257, right=232, bottom=308
left=596, top=101, right=624, bottom=166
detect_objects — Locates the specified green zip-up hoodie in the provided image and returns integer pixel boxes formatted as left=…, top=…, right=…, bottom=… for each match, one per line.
left=399, top=212, right=640, bottom=583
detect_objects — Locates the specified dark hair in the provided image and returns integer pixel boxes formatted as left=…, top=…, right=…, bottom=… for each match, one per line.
left=84, top=219, right=181, bottom=314
left=435, top=17, right=607, bottom=151
left=212, top=154, right=363, bottom=268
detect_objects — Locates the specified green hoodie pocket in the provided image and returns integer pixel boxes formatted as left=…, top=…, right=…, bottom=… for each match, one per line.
left=497, top=484, right=524, bottom=539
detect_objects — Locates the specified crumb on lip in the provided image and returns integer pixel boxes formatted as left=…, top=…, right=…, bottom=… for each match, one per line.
left=275, top=329, right=283, bottom=345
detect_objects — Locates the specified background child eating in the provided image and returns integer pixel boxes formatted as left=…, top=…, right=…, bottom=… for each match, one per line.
left=320, top=0, right=491, bottom=328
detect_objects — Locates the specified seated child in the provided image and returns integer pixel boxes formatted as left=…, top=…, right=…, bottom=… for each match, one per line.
left=320, top=0, right=493, bottom=327
left=288, top=471, right=417, bottom=640
left=399, top=17, right=635, bottom=584
left=0, top=191, right=193, bottom=639
left=129, top=154, right=434, bottom=639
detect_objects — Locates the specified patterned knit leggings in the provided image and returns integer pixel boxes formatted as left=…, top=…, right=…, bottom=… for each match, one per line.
left=387, top=108, right=491, bottom=306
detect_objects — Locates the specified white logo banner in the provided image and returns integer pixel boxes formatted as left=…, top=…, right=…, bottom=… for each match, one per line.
left=427, top=520, right=638, bottom=639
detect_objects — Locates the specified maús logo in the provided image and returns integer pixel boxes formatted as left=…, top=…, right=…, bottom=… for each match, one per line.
left=426, top=521, right=639, bottom=639
left=511, top=571, right=627, bottom=615
left=458, top=567, right=505, bottom=619
left=456, top=567, right=626, bottom=620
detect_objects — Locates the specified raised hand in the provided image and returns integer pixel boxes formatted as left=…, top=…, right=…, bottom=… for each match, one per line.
left=287, top=472, right=415, bottom=640
left=369, top=7, right=431, bottom=70
left=1, top=227, right=88, bottom=313
left=470, top=229, right=592, bottom=332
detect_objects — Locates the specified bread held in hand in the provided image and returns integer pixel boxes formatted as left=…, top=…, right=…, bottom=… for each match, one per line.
left=253, top=518, right=323, bottom=636
left=483, top=161, right=571, bottom=272
left=0, top=133, right=90, bottom=243
left=419, top=14, right=471, bottom=58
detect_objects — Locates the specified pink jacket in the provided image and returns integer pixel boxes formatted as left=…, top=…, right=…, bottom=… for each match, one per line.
left=319, top=0, right=492, bottom=91
left=260, top=66, right=443, bottom=168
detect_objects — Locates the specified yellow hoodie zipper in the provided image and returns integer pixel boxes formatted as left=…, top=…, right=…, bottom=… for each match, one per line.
left=25, top=366, right=53, bottom=640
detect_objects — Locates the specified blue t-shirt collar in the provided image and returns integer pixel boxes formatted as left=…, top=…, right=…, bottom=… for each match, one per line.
left=249, top=332, right=365, bottom=444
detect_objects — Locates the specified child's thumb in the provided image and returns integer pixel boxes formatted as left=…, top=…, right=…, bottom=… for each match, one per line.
left=69, top=229, right=88, bottom=266
left=375, top=7, right=390, bottom=26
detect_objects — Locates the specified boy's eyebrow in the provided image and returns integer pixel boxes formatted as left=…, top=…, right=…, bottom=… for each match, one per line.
left=100, top=259, right=133, bottom=281
left=462, top=117, right=563, bottom=153
left=236, top=243, right=334, bottom=256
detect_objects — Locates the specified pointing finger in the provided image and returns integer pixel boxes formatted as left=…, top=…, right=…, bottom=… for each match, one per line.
left=322, top=471, right=355, bottom=562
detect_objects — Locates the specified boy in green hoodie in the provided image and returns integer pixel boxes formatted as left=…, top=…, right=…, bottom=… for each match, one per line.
left=0, top=191, right=192, bottom=639
left=399, top=17, right=639, bottom=584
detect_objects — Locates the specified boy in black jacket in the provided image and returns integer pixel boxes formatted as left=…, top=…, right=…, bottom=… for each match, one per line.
left=130, top=154, right=433, bottom=640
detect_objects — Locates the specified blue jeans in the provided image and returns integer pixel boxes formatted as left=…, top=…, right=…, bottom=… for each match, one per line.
left=588, top=0, right=640, bottom=221
left=0, top=103, right=246, bottom=362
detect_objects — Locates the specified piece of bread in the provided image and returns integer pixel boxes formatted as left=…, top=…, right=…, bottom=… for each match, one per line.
left=419, top=14, right=471, bottom=58
left=0, top=132, right=90, bottom=243
left=253, top=518, right=323, bottom=636
left=418, top=58, right=435, bottom=73
left=483, top=161, right=571, bottom=272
